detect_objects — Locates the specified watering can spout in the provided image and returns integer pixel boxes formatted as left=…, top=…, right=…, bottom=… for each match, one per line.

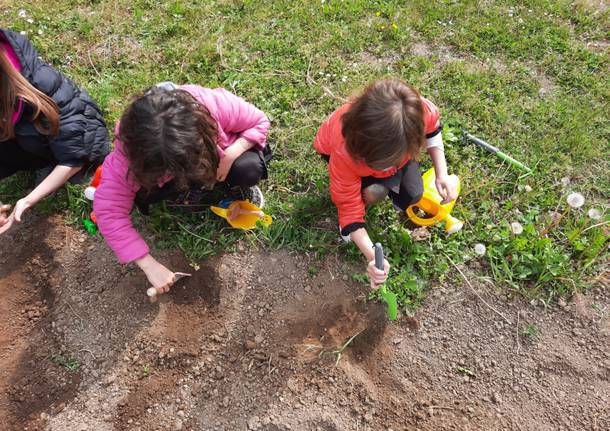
left=406, top=168, right=463, bottom=234
left=445, top=214, right=464, bottom=235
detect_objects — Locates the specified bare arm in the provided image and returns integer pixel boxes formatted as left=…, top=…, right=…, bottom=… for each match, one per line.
left=427, top=146, right=457, bottom=204
left=0, top=165, right=82, bottom=233
left=216, top=138, right=256, bottom=182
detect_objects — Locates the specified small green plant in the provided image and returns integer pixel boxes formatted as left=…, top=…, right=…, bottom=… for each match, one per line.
left=319, top=333, right=360, bottom=366
left=141, top=364, right=151, bottom=378
left=50, top=355, right=80, bottom=372
left=519, top=323, right=539, bottom=339
left=456, top=366, right=476, bottom=377
left=307, top=266, right=320, bottom=277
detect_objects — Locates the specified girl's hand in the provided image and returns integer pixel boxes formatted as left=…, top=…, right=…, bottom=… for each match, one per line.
left=367, top=258, right=390, bottom=289
left=136, top=255, right=176, bottom=296
left=216, top=154, right=236, bottom=182
left=0, top=203, right=12, bottom=227
left=435, top=174, right=458, bottom=204
left=0, top=198, right=31, bottom=234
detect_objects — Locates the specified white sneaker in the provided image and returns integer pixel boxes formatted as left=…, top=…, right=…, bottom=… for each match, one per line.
left=339, top=225, right=351, bottom=243
left=229, top=185, right=265, bottom=208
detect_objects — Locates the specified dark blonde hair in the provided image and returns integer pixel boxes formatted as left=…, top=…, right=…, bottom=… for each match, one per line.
left=119, top=87, right=220, bottom=191
left=342, top=79, right=425, bottom=170
left=0, top=46, right=59, bottom=141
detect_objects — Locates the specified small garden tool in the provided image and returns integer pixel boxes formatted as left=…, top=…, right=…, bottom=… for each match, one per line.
left=210, top=200, right=272, bottom=230
left=147, top=272, right=192, bottom=298
left=374, top=243, right=398, bottom=321
left=406, top=168, right=463, bottom=235
left=464, top=132, right=531, bottom=172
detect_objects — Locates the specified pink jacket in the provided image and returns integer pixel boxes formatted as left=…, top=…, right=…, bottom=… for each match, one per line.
left=94, top=85, right=270, bottom=263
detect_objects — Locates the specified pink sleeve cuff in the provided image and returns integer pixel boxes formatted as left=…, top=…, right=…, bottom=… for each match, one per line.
left=115, top=240, right=150, bottom=265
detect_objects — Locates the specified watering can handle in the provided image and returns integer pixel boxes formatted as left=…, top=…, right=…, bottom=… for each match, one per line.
left=374, top=243, right=384, bottom=270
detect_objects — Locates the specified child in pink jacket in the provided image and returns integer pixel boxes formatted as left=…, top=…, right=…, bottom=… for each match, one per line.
left=94, top=83, right=271, bottom=295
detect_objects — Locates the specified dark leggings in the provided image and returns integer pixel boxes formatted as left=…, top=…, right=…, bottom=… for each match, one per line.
left=361, top=159, right=424, bottom=210
left=135, top=146, right=271, bottom=212
left=0, top=139, right=50, bottom=180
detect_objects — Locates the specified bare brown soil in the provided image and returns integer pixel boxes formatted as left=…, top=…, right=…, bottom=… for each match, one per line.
left=0, top=215, right=608, bottom=431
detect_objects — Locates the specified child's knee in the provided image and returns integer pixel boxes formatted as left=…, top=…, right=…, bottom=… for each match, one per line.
left=227, top=153, right=265, bottom=187
left=362, top=183, right=389, bottom=205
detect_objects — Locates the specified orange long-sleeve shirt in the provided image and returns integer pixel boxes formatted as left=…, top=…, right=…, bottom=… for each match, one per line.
left=313, top=98, right=442, bottom=234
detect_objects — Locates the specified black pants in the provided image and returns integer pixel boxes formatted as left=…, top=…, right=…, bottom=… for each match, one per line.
left=135, top=146, right=272, bottom=213
left=361, top=159, right=424, bottom=210
left=0, top=139, right=50, bottom=180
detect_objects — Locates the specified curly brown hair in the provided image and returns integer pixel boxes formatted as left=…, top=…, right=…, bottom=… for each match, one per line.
left=341, top=79, right=425, bottom=170
left=119, top=87, right=219, bottom=191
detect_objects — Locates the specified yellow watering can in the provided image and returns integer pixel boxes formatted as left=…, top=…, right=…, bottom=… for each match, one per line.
left=406, top=168, right=463, bottom=234
left=210, top=200, right=272, bottom=230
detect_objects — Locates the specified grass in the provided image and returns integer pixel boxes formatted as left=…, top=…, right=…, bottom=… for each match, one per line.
left=519, top=323, right=540, bottom=339
left=50, top=354, right=81, bottom=372
left=1, top=1, right=608, bottom=311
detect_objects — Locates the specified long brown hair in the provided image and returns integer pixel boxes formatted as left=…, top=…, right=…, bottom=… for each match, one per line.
left=120, top=87, right=220, bottom=191
left=342, top=79, right=425, bottom=170
left=0, top=45, right=59, bottom=141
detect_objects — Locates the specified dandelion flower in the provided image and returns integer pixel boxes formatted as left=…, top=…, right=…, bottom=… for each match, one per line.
left=567, top=192, right=585, bottom=209
left=474, top=243, right=486, bottom=256
left=588, top=208, right=602, bottom=220
left=510, top=222, right=523, bottom=235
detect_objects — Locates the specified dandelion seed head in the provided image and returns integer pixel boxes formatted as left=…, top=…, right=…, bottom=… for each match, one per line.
left=510, top=222, right=523, bottom=235
left=567, top=192, right=585, bottom=209
left=474, top=243, right=486, bottom=256
left=560, top=177, right=570, bottom=187
left=588, top=208, right=602, bottom=220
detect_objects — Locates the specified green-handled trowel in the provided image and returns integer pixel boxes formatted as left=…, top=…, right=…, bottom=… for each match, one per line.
left=374, top=243, right=398, bottom=321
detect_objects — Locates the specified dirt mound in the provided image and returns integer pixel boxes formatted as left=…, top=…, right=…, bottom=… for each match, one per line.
left=0, top=216, right=608, bottom=430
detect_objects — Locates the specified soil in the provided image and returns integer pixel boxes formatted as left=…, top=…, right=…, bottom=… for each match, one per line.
left=0, top=215, right=608, bottom=431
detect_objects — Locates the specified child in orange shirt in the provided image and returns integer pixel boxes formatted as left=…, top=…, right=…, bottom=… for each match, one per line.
left=314, top=79, right=457, bottom=288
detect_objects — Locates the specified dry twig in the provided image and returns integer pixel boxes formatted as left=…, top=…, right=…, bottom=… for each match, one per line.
left=444, top=253, right=512, bottom=325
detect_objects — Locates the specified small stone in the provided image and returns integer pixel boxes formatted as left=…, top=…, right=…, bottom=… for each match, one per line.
left=254, top=335, right=264, bottom=344
left=173, top=419, right=183, bottom=430
left=342, top=274, right=348, bottom=281
left=244, top=340, right=256, bottom=350
left=248, top=415, right=260, bottom=430
left=492, top=392, right=502, bottom=404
